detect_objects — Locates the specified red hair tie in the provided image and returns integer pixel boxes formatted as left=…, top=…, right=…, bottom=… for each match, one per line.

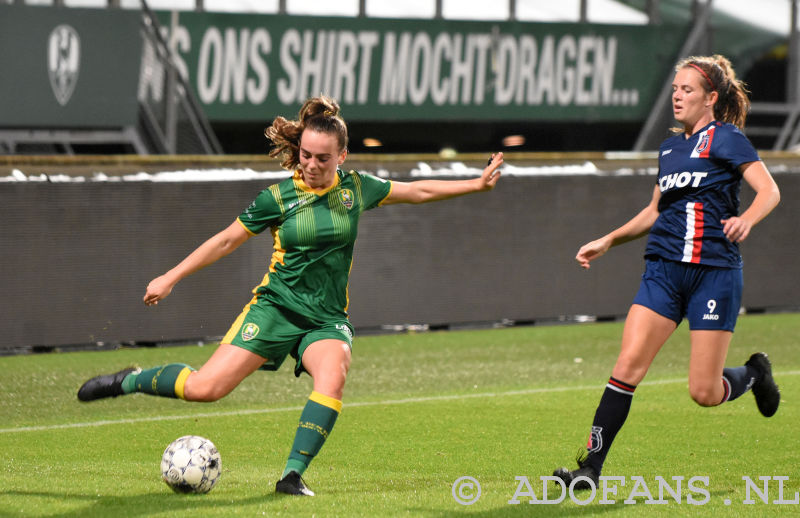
left=688, top=63, right=715, bottom=90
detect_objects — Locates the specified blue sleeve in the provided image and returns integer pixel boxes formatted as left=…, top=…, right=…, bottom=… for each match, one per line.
left=715, top=125, right=760, bottom=170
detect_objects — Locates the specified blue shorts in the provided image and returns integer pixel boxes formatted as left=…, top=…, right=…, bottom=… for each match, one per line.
left=632, top=257, right=742, bottom=331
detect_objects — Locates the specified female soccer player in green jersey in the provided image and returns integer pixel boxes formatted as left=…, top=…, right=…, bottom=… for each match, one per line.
left=78, top=95, right=504, bottom=496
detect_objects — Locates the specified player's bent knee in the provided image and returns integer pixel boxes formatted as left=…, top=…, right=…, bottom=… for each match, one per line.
left=318, top=370, right=348, bottom=391
left=689, top=386, right=720, bottom=407
left=313, top=371, right=348, bottom=400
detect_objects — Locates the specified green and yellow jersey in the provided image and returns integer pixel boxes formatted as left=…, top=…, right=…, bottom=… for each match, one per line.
left=237, top=169, right=392, bottom=322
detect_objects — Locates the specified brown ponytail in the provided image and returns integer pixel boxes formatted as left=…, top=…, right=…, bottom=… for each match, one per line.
left=265, top=96, right=349, bottom=171
left=677, top=55, right=751, bottom=130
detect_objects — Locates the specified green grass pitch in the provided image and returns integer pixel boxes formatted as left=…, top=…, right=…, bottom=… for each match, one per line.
left=1, top=312, right=798, bottom=517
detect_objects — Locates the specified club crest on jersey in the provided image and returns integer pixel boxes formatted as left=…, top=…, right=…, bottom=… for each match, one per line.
left=690, top=126, right=716, bottom=158
left=241, top=322, right=260, bottom=341
left=696, top=134, right=710, bottom=153
left=339, top=189, right=354, bottom=210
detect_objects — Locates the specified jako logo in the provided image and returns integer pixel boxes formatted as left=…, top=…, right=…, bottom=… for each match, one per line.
left=703, top=299, right=719, bottom=320
left=48, top=25, right=80, bottom=106
left=658, top=171, right=708, bottom=192
left=335, top=323, right=353, bottom=340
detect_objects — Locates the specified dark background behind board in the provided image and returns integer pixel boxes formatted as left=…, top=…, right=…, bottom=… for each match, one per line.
left=2, top=170, right=797, bottom=351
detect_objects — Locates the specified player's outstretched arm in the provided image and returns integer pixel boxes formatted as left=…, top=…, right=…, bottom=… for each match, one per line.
left=382, top=152, right=503, bottom=205
left=576, top=185, right=661, bottom=270
left=143, top=220, right=251, bottom=306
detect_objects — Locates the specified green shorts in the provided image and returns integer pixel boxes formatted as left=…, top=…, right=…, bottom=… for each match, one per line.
left=221, top=297, right=354, bottom=377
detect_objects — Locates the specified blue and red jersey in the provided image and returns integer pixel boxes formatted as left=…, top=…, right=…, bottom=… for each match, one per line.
left=645, top=121, right=760, bottom=268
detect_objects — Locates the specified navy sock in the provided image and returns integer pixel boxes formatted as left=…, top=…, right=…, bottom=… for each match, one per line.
left=721, top=364, right=759, bottom=403
left=584, top=377, right=636, bottom=474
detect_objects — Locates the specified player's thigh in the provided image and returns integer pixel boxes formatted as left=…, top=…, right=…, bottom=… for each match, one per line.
left=301, top=339, right=352, bottom=399
left=612, top=304, right=677, bottom=384
left=294, top=320, right=353, bottom=377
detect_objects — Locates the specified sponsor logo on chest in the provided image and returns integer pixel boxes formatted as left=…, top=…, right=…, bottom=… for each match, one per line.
left=288, top=198, right=311, bottom=211
left=658, top=171, right=708, bottom=192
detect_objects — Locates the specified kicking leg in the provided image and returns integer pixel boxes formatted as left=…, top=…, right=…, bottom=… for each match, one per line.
left=690, top=330, right=780, bottom=416
left=77, top=343, right=266, bottom=402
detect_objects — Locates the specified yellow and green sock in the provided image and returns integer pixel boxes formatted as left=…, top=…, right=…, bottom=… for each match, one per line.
left=121, top=363, right=194, bottom=399
left=282, top=391, right=342, bottom=478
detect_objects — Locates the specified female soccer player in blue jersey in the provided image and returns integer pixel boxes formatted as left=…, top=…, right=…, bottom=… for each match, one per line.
left=78, top=96, right=504, bottom=496
left=553, top=55, right=781, bottom=489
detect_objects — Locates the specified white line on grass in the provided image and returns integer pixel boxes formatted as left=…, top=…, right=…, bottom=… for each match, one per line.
left=4, top=370, right=799, bottom=434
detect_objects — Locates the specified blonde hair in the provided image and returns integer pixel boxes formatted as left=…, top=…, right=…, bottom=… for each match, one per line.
left=676, top=54, right=751, bottom=130
left=264, top=96, right=348, bottom=170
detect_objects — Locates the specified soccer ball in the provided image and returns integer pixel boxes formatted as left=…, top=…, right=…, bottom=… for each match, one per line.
left=161, top=435, right=222, bottom=494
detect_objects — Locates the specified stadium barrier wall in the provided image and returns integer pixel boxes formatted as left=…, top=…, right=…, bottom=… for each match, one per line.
left=1, top=155, right=799, bottom=351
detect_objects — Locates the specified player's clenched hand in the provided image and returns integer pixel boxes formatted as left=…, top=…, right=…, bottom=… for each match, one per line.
left=721, top=216, right=752, bottom=243
left=144, top=275, right=175, bottom=306
left=576, top=236, right=612, bottom=270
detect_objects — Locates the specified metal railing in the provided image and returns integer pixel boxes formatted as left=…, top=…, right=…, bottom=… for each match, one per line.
left=137, top=0, right=222, bottom=154
left=633, top=0, right=714, bottom=151
left=746, top=0, right=800, bottom=151
left=634, top=0, right=800, bottom=151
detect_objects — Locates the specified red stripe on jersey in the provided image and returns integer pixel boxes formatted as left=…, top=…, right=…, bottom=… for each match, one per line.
left=682, top=202, right=705, bottom=263
left=690, top=202, right=704, bottom=263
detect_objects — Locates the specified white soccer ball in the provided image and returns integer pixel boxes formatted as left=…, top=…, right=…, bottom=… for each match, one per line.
left=160, top=435, right=222, bottom=494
